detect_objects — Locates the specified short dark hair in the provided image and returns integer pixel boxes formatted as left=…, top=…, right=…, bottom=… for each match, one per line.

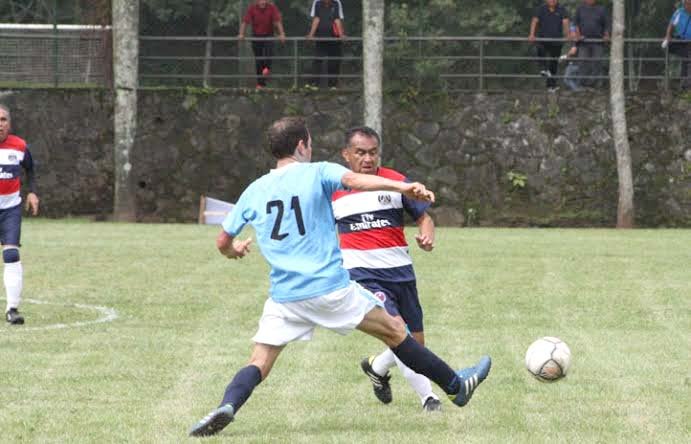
left=268, top=117, right=309, bottom=159
left=344, top=126, right=380, bottom=147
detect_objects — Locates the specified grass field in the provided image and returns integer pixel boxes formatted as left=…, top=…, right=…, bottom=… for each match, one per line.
left=1, top=220, right=689, bottom=443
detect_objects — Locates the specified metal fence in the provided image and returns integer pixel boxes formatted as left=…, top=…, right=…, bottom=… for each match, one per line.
left=139, top=35, right=689, bottom=92
left=0, top=29, right=687, bottom=91
left=0, top=24, right=111, bottom=87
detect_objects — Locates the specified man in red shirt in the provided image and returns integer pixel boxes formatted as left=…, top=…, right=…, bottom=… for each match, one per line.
left=239, top=0, right=286, bottom=88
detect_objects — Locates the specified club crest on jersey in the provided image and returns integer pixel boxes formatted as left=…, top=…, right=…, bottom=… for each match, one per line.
left=373, top=291, right=387, bottom=302
left=8, top=154, right=17, bottom=162
left=378, top=194, right=392, bottom=205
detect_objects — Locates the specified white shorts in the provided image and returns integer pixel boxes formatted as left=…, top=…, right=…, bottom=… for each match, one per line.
left=252, top=281, right=383, bottom=346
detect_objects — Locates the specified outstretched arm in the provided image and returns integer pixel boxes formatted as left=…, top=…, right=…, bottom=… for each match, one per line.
left=217, top=230, right=253, bottom=260
left=341, top=171, right=434, bottom=203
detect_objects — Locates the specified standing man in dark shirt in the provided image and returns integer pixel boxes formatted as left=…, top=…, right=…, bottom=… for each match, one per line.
left=529, top=0, right=570, bottom=91
left=307, top=0, right=345, bottom=88
left=574, top=0, right=610, bottom=88
left=239, top=0, right=286, bottom=89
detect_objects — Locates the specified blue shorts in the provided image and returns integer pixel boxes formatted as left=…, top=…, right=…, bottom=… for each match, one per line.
left=0, top=204, right=22, bottom=246
left=359, top=279, right=424, bottom=333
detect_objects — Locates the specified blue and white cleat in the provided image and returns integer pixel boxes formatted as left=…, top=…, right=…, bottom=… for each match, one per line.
left=448, top=355, right=492, bottom=407
left=189, top=403, right=235, bottom=437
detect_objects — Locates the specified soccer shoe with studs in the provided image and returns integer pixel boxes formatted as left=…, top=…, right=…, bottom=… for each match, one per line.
left=6, top=308, right=24, bottom=325
left=188, top=403, right=235, bottom=437
left=360, top=356, right=393, bottom=404
left=422, top=396, right=442, bottom=412
left=448, top=355, right=491, bottom=407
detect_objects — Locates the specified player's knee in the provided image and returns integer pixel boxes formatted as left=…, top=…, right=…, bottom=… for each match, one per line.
left=411, top=331, right=425, bottom=346
left=383, top=315, right=407, bottom=345
left=3, top=248, right=19, bottom=263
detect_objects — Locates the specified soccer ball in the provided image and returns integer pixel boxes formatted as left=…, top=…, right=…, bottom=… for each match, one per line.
left=525, top=336, right=571, bottom=381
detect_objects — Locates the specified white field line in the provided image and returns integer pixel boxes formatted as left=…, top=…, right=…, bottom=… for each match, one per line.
left=6, top=298, right=118, bottom=332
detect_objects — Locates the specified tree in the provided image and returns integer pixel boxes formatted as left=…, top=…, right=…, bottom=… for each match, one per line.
left=363, top=0, right=385, bottom=144
left=609, top=0, right=635, bottom=228
left=112, top=0, right=139, bottom=221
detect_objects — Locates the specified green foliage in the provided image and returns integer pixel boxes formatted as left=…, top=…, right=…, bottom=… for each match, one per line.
left=528, top=101, right=542, bottom=118
left=547, top=102, right=560, bottom=119
left=507, top=170, right=528, bottom=189
left=394, top=84, right=420, bottom=106
left=283, top=102, right=301, bottom=116
left=183, top=85, right=218, bottom=96
left=387, top=0, right=521, bottom=36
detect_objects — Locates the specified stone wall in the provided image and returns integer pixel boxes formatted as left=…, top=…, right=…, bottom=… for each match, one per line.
left=1, top=88, right=688, bottom=226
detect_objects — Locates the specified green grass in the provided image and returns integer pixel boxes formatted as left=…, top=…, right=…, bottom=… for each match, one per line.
left=1, top=220, right=689, bottom=443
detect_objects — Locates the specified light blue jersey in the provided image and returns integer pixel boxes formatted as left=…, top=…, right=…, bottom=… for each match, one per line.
left=222, top=161, right=351, bottom=303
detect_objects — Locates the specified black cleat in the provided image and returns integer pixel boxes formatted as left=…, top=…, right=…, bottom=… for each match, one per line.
left=189, top=404, right=234, bottom=437
left=422, top=396, right=442, bottom=412
left=6, top=308, right=24, bottom=325
left=360, top=356, right=392, bottom=404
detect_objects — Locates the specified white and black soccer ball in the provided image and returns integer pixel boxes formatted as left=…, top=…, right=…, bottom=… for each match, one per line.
left=525, top=336, right=571, bottom=381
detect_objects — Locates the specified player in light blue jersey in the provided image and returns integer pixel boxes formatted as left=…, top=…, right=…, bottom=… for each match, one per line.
left=189, top=117, right=492, bottom=437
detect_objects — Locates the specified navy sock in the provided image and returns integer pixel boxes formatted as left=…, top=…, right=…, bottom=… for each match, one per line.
left=219, top=365, right=263, bottom=412
left=391, top=335, right=460, bottom=395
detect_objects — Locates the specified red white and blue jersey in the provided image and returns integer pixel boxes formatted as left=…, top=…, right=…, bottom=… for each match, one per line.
left=0, top=134, right=33, bottom=210
left=332, top=167, right=430, bottom=283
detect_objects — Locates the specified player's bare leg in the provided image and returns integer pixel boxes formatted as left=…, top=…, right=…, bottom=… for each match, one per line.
left=189, top=343, right=284, bottom=437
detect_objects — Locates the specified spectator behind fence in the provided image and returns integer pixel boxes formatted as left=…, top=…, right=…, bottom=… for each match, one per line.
left=574, top=0, right=610, bottom=88
left=561, top=24, right=582, bottom=91
left=239, top=0, right=286, bottom=89
left=307, top=0, right=345, bottom=88
left=529, top=0, right=570, bottom=91
left=662, top=0, right=691, bottom=91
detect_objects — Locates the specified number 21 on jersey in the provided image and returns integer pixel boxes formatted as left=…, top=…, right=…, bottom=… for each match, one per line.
left=266, top=196, right=306, bottom=241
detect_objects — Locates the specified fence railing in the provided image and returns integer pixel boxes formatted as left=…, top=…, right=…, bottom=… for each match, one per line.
left=0, top=25, right=111, bottom=87
left=0, top=31, right=687, bottom=91
left=138, top=35, right=689, bottom=92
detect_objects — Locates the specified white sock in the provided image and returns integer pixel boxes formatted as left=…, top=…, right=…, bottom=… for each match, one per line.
left=371, top=348, right=396, bottom=376
left=4, top=261, right=23, bottom=312
left=393, top=354, right=437, bottom=405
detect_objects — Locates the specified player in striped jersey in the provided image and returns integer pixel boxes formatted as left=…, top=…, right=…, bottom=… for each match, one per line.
left=188, top=117, right=491, bottom=437
left=332, top=126, right=441, bottom=411
left=0, top=105, right=39, bottom=325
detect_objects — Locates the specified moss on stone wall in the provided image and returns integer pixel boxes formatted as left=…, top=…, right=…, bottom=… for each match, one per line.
left=0, top=88, right=688, bottom=226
